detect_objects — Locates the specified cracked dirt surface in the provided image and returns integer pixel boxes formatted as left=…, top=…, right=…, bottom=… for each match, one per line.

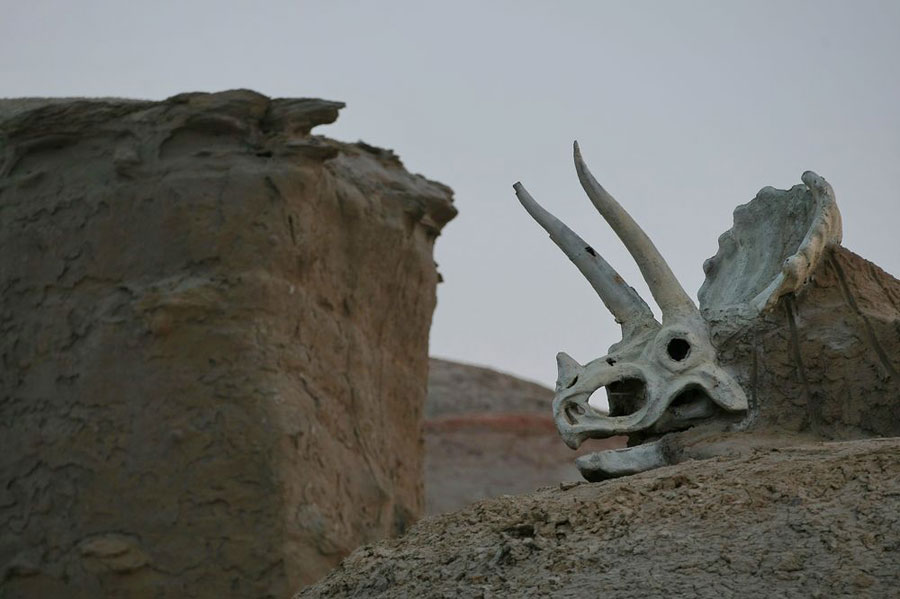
left=298, top=438, right=900, bottom=598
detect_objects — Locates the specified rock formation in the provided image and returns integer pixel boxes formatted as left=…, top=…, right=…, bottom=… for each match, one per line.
left=424, top=359, right=623, bottom=515
left=0, top=90, right=455, bottom=597
left=298, top=438, right=900, bottom=598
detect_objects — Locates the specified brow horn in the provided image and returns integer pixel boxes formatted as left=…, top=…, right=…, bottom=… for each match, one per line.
left=573, top=141, right=699, bottom=323
left=514, top=181, right=658, bottom=336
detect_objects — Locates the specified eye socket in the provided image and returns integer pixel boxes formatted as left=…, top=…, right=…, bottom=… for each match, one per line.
left=666, top=338, right=691, bottom=361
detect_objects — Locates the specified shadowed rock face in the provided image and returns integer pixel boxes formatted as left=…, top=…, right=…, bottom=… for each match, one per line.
left=0, top=90, right=455, bottom=596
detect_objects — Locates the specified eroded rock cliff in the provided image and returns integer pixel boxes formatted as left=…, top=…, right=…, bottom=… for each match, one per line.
left=0, top=90, right=455, bottom=597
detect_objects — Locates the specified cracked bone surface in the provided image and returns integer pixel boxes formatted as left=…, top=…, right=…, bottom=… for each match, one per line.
left=517, top=144, right=900, bottom=481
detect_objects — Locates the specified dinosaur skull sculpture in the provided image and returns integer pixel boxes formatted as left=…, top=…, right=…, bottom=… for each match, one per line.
left=514, top=143, right=897, bottom=481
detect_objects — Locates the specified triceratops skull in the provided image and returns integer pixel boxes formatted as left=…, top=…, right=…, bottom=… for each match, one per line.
left=515, top=143, right=852, bottom=481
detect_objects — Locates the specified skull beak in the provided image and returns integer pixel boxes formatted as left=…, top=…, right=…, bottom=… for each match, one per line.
left=552, top=362, right=671, bottom=449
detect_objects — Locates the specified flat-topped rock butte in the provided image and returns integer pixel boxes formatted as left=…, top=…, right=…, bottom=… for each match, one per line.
left=0, top=90, right=455, bottom=597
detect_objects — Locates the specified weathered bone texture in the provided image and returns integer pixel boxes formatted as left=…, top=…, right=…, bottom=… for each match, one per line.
left=0, top=91, right=455, bottom=596
left=516, top=145, right=899, bottom=481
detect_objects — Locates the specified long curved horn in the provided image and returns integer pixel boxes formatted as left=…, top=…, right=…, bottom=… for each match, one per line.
left=514, top=181, right=658, bottom=336
left=573, top=141, right=698, bottom=322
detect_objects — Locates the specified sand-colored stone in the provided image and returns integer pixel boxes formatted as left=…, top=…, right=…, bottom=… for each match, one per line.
left=0, top=90, right=455, bottom=597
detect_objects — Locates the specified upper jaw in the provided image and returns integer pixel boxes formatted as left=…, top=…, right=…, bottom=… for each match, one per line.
left=554, top=362, right=750, bottom=478
left=552, top=362, right=665, bottom=449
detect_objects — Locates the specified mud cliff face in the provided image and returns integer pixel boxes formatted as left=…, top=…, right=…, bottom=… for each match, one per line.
left=0, top=90, right=455, bottom=596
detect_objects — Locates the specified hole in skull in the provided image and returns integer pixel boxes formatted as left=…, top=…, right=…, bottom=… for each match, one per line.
left=667, top=338, right=691, bottom=361
left=670, top=387, right=705, bottom=409
left=605, top=378, right=646, bottom=417
left=587, top=387, right=609, bottom=412
left=566, top=375, right=579, bottom=389
left=564, top=402, right=585, bottom=425
left=664, top=385, right=724, bottom=424
left=628, top=385, right=741, bottom=446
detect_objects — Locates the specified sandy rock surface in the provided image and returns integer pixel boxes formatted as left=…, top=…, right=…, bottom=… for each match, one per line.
left=300, top=438, right=900, bottom=598
left=0, top=90, right=455, bottom=597
left=424, top=359, right=623, bottom=515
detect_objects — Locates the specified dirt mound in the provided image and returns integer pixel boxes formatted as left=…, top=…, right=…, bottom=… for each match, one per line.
left=300, top=438, right=900, bottom=598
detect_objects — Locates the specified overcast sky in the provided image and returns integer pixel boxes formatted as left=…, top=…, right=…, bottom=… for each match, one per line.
left=3, top=1, right=899, bottom=388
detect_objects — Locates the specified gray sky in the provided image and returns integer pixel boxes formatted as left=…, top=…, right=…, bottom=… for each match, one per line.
left=4, top=1, right=899, bottom=388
